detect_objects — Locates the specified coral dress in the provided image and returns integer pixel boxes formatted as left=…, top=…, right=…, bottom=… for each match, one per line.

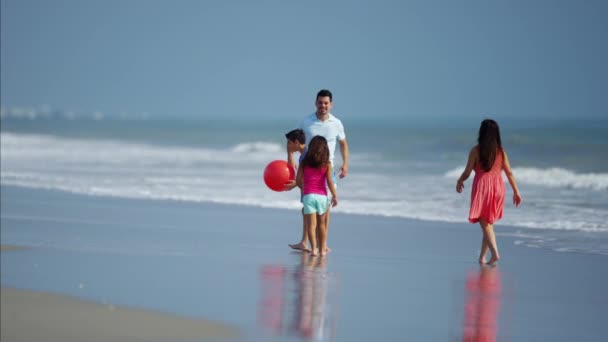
left=469, top=149, right=506, bottom=224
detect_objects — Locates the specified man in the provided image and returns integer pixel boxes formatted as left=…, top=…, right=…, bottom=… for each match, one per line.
left=286, top=89, right=349, bottom=252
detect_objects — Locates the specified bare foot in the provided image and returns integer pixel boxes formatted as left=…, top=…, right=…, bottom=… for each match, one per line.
left=311, top=248, right=319, bottom=257
left=325, top=246, right=332, bottom=254
left=487, top=256, right=500, bottom=266
left=289, top=243, right=308, bottom=251
left=478, top=255, right=486, bottom=264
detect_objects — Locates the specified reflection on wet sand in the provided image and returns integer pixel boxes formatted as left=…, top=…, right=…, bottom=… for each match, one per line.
left=259, top=254, right=338, bottom=341
left=463, top=266, right=502, bottom=342
left=258, top=264, right=288, bottom=334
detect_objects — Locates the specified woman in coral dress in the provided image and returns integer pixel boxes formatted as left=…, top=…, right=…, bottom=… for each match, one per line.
left=457, top=119, right=522, bottom=265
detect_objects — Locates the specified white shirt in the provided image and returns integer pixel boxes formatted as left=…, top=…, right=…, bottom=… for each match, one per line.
left=299, top=112, right=346, bottom=166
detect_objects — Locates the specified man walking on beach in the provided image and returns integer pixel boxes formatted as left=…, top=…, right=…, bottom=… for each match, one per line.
left=287, top=89, right=349, bottom=252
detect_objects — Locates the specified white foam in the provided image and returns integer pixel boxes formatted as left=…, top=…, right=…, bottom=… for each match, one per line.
left=0, top=133, right=281, bottom=165
left=0, top=106, right=147, bottom=121
left=444, top=166, right=608, bottom=191
left=514, top=167, right=608, bottom=191
left=231, top=142, right=282, bottom=154
left=2, top=132, right=608, bottom=236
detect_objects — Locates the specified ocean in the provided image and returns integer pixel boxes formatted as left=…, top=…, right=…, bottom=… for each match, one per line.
left=1, top=111, right=607, bottom=255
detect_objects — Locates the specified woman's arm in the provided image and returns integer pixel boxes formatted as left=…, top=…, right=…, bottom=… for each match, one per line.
left=456, top=147, right=478, bottom=193
left=502, top=149, right=522, bottom=207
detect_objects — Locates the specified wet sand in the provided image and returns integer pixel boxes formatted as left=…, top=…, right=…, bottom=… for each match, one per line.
left=1, top=185, right=607, bottom=341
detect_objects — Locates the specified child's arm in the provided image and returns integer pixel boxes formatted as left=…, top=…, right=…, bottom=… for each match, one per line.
left=287, top=141, right=297, bottom=172
left=456, top=147, right=478, bottom=193
left=284, top=142, right=298, bottom=191
left=502, top=149, right=522, bottom=207
left=283, top=160, right=298, bottom=191
left=326, top=164, right=338, bottom=207
left=295, top=164, right=304, bottom=189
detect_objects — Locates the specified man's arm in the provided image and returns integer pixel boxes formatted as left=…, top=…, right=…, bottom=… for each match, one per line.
left=338, top=138, right=349, bottom=178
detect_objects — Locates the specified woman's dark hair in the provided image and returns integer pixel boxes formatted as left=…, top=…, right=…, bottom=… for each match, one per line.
left=478, top=119, right=502, bottom=172
left=301, top=135, right=329, bottom=168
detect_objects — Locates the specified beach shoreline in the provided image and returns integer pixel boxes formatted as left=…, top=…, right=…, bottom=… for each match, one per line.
left=2, top=185, right=607, bottom=341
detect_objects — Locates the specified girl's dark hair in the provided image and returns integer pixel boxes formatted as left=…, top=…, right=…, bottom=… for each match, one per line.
left=302, top=135, right=329, bottom=168
left=477, top=119, right=502, bottom=172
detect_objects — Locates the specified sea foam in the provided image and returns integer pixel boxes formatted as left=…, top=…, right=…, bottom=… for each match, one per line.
left=2, top=132, right=607, bottom=236
left=444, top=166, right=608, bottom=191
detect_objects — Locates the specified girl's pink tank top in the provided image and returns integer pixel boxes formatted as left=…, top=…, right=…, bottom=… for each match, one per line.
left=302, top=166, right=328, bottom=196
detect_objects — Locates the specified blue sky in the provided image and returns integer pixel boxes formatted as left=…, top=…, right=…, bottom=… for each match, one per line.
left=1, top=0, right=606, bottom=120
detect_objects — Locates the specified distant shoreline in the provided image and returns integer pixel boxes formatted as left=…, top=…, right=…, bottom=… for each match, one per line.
left=0, top=245, right=28, bottom=252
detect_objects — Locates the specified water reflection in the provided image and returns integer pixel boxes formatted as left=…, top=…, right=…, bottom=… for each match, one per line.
left=259, top=254, right=339, bottom=341
left=462, top=266, right=502, bottom=342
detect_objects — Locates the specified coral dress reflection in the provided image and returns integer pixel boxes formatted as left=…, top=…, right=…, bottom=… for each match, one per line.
left=258, top=264, right=288, bottom=333
left=463, top=267, right=501, bottom=342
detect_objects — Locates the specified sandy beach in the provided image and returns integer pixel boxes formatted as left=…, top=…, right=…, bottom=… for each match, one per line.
left=1, top=185, right=607, bottom=341
left=1, top=287, right=239, bottom=342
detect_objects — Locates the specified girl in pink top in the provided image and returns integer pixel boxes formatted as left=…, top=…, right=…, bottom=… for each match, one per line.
left=457, top=119, right=522, bottom=265
left=296, top=136, right=338, bottom=257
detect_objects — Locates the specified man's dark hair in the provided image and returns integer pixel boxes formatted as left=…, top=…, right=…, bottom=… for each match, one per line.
left=316, top=89, right=333, bottom=102
left=285, top=129, right=306, bottom=144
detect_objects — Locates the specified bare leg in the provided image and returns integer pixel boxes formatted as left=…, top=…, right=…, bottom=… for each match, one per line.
left=323, top=207, right=332, bottom=253
left=480, top=219, right=500, bottom=265
left=307, top=214, right=318, bottom=256
left=289, top=208, right=309, bottom=251
left=317, top=212, right=328, bottom=257
left=478, top=232, right=489, bottom=264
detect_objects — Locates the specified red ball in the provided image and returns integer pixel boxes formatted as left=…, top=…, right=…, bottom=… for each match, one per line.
left=263, top=160, right=295, bottom=192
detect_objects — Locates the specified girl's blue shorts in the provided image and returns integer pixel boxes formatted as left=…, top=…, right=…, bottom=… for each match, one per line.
left=302, top=194, right=329, bottom=215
